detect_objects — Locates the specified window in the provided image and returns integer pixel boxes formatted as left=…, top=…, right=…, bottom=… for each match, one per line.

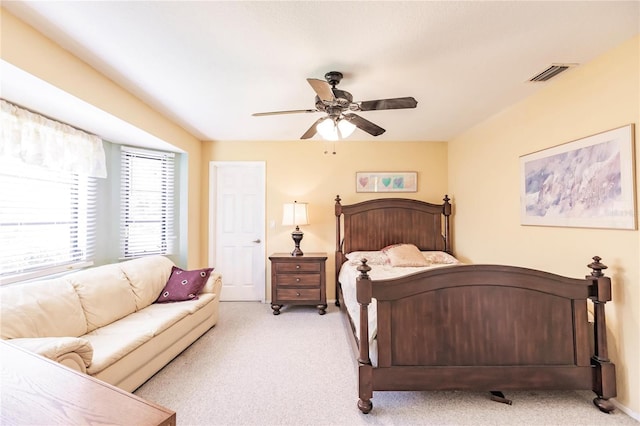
left=0, top=163, right=97, bottom=284
left=120, top=146, right=176, bottom=258
left=1, top=100, right=105, bottom=285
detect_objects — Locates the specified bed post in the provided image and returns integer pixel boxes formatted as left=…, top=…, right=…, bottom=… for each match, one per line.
left=335, top=195, right=343, bottom=307
left=443, top=194, right=452, bottom=254
left=356, top=260, right=373, bottom=414
left=587, top=256, right=616, bottom=414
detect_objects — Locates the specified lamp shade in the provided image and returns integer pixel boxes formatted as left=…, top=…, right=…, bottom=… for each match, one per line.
left=282, top=202, right=309, bottom=226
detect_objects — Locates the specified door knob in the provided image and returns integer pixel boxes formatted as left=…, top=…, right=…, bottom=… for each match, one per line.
left=252, top=239, right=261, bottom=243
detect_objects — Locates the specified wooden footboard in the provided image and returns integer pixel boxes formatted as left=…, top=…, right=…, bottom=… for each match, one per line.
left=353, top=257, right=616, bottom=414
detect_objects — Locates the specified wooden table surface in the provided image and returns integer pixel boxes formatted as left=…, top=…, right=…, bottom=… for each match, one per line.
left=0, top=340, right=176, bottom=426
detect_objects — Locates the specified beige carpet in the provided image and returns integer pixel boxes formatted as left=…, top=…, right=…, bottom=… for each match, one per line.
left=134, top=302, right=637, bottom=426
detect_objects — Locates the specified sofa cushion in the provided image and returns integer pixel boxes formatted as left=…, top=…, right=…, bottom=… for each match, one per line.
left=82, top=294, right=214, bottom=375
left=83, top=329, right=154, bottom=375
left=144, top=293, right=216, bottom=327
left=68, top=264, right=137, bottom=332
left=0, top=278, right=88, bottom=339
left=156, top=266, right=213, bottom=303
left=119, top=255, right=175, bottom=310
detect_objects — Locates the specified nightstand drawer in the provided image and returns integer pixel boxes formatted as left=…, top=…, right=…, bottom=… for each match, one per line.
left=274, top=262, right=320, bottom=273
left=277, top=288, right=320, bottom=301
left=274, top=274, right=320, bottom=286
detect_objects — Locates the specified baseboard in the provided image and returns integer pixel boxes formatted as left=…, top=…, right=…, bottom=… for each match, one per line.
left=612, top=399, right=640, bottom=421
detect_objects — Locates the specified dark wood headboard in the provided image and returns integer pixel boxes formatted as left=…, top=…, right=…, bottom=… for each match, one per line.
left=334, top=195, right=452, bottom=266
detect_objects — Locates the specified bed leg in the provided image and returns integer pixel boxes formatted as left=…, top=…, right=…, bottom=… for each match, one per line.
left=358, top=363, right=373, bottom=414
left=593, top=397, right=614, bottom=413
left=592, top=359, right=616, bottom=414
left=358, top=398, right=373, bottom=414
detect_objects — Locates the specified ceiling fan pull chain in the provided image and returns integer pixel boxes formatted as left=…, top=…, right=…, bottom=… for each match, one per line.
left=323, top=140, right=337, bottom=155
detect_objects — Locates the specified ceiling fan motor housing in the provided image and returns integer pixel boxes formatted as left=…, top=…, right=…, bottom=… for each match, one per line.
left=314, top=89, right=353, bottom=112
left=324, top=71, right=343, bottom=87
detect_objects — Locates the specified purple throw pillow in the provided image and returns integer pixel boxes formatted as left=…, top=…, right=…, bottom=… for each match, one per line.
left=156, top=266, right=214, bottom=303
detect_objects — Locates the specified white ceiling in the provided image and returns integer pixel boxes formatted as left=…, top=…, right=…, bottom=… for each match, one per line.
left=2, top=1, right=639, bottom=146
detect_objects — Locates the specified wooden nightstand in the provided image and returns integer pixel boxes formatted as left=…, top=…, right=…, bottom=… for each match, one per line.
left=269, top=253, right=327, bottom=315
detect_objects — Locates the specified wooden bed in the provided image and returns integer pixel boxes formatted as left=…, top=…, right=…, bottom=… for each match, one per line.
left=334, top=195, right=616, bottom=414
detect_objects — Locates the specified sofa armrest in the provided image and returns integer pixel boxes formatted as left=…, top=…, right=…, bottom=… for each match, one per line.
left=6, top=337, right=93, bottom=373
left=201, top=272, right=222, bottom=297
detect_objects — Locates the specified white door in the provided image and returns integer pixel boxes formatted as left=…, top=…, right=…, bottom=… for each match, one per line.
left=209, top=162, right=265, bottom=301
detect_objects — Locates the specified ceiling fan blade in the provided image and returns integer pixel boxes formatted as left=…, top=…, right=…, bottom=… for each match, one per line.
left=344, top=113, right=385, bottom=137
left=252, top=109, right=317, bottom=117
left=357, top=97, right=418, bottom=111
left=300, top=117, right=326, bottom=139
left=307, top=78, right=335, bottom=102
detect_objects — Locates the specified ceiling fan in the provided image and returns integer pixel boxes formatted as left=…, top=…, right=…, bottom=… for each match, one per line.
left=252, top=71, right=418, bottom=140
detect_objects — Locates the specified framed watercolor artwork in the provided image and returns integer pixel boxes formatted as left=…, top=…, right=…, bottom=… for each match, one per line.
left=520, top=124, right=636, bottom=230
left=356, top=172, right=417, bottom=193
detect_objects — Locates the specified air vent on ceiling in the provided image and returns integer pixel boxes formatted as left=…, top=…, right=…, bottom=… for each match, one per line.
left=529, top=63, right=577, bottom=82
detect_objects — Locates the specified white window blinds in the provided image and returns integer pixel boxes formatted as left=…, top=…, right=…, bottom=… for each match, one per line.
left=0, top=162, right=97, bottom=284
left=0, top=100, right=103, bottom=284
left=120, top=146, right=176, bottom=258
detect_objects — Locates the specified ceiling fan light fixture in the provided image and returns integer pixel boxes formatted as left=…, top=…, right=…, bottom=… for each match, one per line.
left=316, top=117, right=356, bottom=141
left=337, top=118, right=356, bottom=138
left=317, top=117, right=338, bottom=141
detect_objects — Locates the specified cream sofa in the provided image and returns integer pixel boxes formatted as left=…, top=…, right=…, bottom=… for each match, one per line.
left=0, top=255, right=222, bottom=392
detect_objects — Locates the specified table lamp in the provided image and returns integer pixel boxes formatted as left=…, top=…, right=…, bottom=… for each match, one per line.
left=282, top=201, right=309, bottom=256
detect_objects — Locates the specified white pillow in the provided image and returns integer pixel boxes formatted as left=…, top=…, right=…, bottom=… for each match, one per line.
left=422, top=251, right=460, bottom=264
left=345, top=251, right=389, bottom=265
left=382, top=244, right=430, bottom=267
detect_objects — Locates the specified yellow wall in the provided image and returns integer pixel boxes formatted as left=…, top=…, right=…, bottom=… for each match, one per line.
left=0, top=8, right=204, bottom=268
left=201, top=141, right=448, bottom=301
left=448, top=35, right=640, bottom=413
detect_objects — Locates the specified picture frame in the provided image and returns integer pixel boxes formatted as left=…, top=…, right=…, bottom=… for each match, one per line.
left=356, top=172, right=417, bottom=193
left=520, top=124, right=636, bottom=230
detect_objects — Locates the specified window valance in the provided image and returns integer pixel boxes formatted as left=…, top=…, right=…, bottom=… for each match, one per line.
left=0, top=99, right=107, bottom=178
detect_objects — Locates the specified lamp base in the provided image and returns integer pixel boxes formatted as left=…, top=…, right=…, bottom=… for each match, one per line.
left=291, top=227, right=304, bottom=256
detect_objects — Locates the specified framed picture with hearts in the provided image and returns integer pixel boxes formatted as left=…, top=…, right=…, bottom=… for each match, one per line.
left=356, top=172, right=417, bottom=193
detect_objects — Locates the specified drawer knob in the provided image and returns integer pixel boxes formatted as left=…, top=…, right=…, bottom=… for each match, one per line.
left=296, top=278, right=300, bottom=282
left=296, top=292, right=300, bottom=297
left=296, top=265, right=300, bottom=269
